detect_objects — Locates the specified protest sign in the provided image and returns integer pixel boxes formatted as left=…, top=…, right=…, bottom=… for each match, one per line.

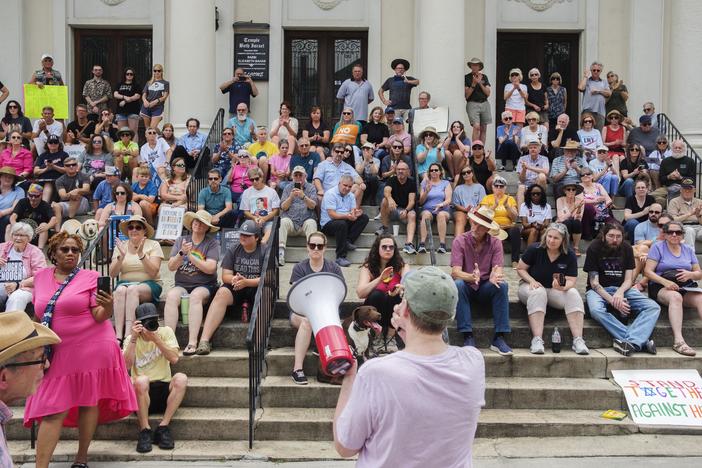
left=24, top=84, right=69, bottom=119
left=612, top=369, right=702, bottom=426
left=219, top=228, right=240, bottom=260
left=0, top=261, right=24, bottom=282
left=411, top=107, right=449, bottom=137
left=155, top=206, right=185, bottom=240
left=108, top=215, right=131, bottom=250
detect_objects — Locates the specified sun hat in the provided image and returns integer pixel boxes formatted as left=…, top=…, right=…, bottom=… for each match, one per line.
left=467, top=206, right=508, bottom=240
left=401, top=267, right=458, bottom=326
left=391, top=58, right=410, bottom=71
left=561, top=182, right=584, bottom=195
left=466, top=57, right=484, bottom=70
left=119, top=215, right=155, bottom=238
left=0, top=311, right=60, bottom=365
left=0, top=166, right=25, bottom=184
left=418, top=126, right=439, bottom=140
left=183, top=210, right=219, bottom=233
left=561, top=140, right=582, bottom=151
left=117, top=127, right=135, bottom=137
left=508, top=68, right=523, bottom=80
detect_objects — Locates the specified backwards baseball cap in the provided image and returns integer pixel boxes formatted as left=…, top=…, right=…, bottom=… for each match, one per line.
left=681, top=178, right=695, bottom=188
left=238, top=219, right=261, bottom=236
left=27, top=183, right=44, bottom=195
left=639, top=115, right=653, bottom=125
left=401, top=267, right=458, bottom=326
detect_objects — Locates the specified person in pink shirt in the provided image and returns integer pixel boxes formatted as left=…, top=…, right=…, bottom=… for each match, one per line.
left=334, top=266, right=485, bottom=468
left=267, top=140, right=291, bottom=190
left=0, top=130, right=33, bottom=178
left=228, top=149, right=259, bottom=224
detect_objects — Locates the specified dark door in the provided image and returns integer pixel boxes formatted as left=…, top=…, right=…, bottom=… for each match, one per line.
left=74, top=29, right=152, bottom=111
left=284, top=30, right=368, bottom=128
left=496, top=33, right=579, bottom=123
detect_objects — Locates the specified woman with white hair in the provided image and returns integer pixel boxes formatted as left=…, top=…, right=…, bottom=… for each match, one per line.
left=516, top=222, right=589, bottom=355
left=0, top=221, right=47, bottom=312
left=503, top=68, right=527, bottom=128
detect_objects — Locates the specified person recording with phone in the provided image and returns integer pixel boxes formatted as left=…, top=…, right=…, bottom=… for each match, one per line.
left=219, top=67, right=259, bottom=118
left=123, top=303, right=187, bottom=453
left=278, top=165, right=318, bottom=266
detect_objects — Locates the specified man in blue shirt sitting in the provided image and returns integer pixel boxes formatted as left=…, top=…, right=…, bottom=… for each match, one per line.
left=197, top=169, right=236, bottom=228
left=93, top=166, right=121, bottom=220
left=174, top=117, right=207, bottom=169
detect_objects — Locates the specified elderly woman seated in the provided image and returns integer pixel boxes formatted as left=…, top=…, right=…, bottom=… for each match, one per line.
left=516, top=223, right=589, bottom=355
left=109, top=215, right=164, bottom=344
left=0, top=222, right=47, bottom=313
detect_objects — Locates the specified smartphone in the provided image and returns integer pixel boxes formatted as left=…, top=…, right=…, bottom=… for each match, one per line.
left=638, top=165, right=645, bottom=170
left=97, top=276, right=111, bottom=295
left=553, top=273, right=566, bottom=287
left=294, top=182, right=302, bottom=190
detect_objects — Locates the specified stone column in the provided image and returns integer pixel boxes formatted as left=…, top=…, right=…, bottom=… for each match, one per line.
left=414, top=0, right=466, bottom=129
left=167, top=0, right=216, bottom=135
left=0, top=0, right=24, bottom=103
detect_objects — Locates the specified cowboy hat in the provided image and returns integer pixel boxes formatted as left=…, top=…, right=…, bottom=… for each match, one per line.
left=119, top=215, right=155, bottom=239
left=418, top=126, right=440, bottom=140
left=390, top=58, right=410, bottom=71
left=466, top=57, right=484, bottom=70
left=183, top=210, right=219, bottom=233
left=467, top=206, right=508, bottom=240
left=561, top=182, right=584, bottom=195
left=0, top=311, right=60, bottom=365
left=117, top=126, right=135, bottom=137
left=561, top=139, right=582, bottom=151
left=0, top=166, right=25, bottom=184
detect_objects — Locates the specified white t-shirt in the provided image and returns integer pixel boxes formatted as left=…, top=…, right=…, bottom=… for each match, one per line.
left=139, top=139, right=170, bottom=170
left=516, top=154, right=550, bottom=185
left=336, top=346, right=485, bottom=468
left=239, top=185, right=281, bottom=216
left=504, top=83, right=527, bottom=110
left=32, top=119, right=64, bottom=155
left=519, top=202, right=553, bottom=223
left=519, top=125, right=548, bottom=147
left=270, top=117, right=299, bottom=140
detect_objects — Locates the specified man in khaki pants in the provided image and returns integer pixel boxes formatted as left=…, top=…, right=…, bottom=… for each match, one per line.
left=278, top=165, right=318, bottom=265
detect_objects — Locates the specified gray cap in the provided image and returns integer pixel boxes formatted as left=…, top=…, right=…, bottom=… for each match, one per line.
left=401, top=267, right=458, bottom=326
left=136, top=303, right=159, bottom=322
left=238, top=219, right=261, bottom=236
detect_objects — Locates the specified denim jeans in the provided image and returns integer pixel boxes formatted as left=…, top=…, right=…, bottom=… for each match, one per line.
left=623, top=218, right=640, bottom=242
left=455, top=279, right=511, bottom=333
left=618, top=177, right=635, bottom=198
left=599, top=173, right=619, bottom=195
left=586, top=287, right=661, bottom=348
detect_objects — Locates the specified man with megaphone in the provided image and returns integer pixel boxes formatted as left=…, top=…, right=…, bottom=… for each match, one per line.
left=333, top=266, right=485, bottom=467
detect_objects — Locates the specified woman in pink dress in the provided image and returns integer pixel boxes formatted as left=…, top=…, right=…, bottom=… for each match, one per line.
left=24, top=231, right=137, bottom=468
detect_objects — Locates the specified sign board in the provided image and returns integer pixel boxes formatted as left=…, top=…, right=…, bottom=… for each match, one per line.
left=108, top=215, right=131, bottom=250
left=219, top=228, right=240, bottom=260
left=612, top=369, right=702, bottom=426
left=0, top=261, right=24, bottom=282
left=155, top=206, right=185, bottom=240
left=234, top=34, right=269, bottom=81
left=24, top=84, right=69, bottom=119
left=411, top=107, right=449, bottom=138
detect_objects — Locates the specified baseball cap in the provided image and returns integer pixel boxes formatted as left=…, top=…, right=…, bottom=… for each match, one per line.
left=526, top=136, right=540, bottom=146
left=681, top=178, right=695, bottom=188
left=136, top=303, right=159, bottom=322
left=392, top=117, right=404, bottom=124
left=384, top=106, right=395, bottom=114
left=238, top=219, right=261, bottom=236
left=401, top=267, right=458, bottom=326
left=47, top=135, right=60, bottom=144
left=361, top=142, right=374, bottom=150
left=292, top=165, right=306, bottom=175
left=639, top=115, right=653, bottom=125
left=105, top=166, right=120, bottom=176
left=596, top=145, right=609, bottom=152
left=41, top=53, right=53, bottom=61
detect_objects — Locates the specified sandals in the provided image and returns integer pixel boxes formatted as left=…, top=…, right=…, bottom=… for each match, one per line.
left=71, top=463, right=89, bottom=468
left=673, top=341, right=696, bottom=357
left=195, top=340, right=212, bottom=356
left=182, top=344, right=197, bottom=356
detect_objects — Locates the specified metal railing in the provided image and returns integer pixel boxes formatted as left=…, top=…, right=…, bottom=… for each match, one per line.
left=656, top=113, right=702, bottom=197
left=78, top=225, right=112, bottom=279
left=187, top=107, right=226, bottom=211
left=245, top=217, right=280, bottom=448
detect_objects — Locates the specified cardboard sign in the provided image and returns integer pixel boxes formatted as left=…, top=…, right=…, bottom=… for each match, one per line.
left=612, top=369, right=702, bottom=426
left=24, top=84, right=69, bottom=119
left=411, top=107, right=449, bottom=137
left=0, top=261, right=24, bottom=282
left=155, top=206, right=185, bottom=240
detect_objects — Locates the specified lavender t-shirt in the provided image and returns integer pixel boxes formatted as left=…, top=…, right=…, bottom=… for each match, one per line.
left=649, top=240, right=698, bottom=275
left=336, top=346, right=485, bottom=468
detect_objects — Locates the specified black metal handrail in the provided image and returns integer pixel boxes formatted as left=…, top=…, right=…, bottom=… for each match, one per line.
left=187, top=107, right=226, bottom=211
left=245, top=216, right=280, bottom=449
left=656, top=113, right=702, bottom=198
left=78, top=224, right=112, bottom=279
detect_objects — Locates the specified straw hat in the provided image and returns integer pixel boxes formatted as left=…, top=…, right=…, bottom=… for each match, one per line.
left=466, top=57, right=484, bottom=70
left=119, top=215, right=155, bottom=239
left=561, top=140, right=581, bottom=151
left=418, top=126, right=439, bottom=140
left=183, top=210, right=219, bottom=233
left=0, top=311, right=60, bottom=365
left=0, top=166, right=25, bottom=184
left=117, top=127, right=135, bottom=137
left=467, top=206, right=508, bottom=240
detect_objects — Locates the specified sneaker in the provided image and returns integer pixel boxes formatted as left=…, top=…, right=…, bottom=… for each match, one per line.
left=642, top=339, right=657, bottom=355
left=136, top=428, right=153, bottom=453
left=498, top=165, right=505, bottom=171
left=530, top=336, right=545, bottom=354
left=490, top=336, right=513, bottom=356
left=153, top=425, right=174, bottom=450
left=375, top=226, right=388, bottom=236
left=335, top=257, right=352, bottom=267
left=278, top=248, right=285, bottom=266
left=403, top=243, right=416, bottom=254
left=613, top=339, right=633, bottom=357
left=291, top=369, right=309, bottom=385
left=345, top=242, right=357, bottom=251
left=572, top=336, right=590, bottom=355
left=384, top=336, right=399, bottom=353
left=417, top=243, right=427, bottom=254
left=373, top=212, right=382, bottom=220
left=463, top=335, right=476, bottom=348
left=436, top=243, right=447, bottom=254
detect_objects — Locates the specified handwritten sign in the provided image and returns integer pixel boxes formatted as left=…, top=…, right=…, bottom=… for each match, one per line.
left=612, top=369, right=702, bottom=426
left=155, top=206, right=185, bottom=240
left=411, top=107, right=449, bottom=137
left=0, top=261, right=24, bottom=282
left=234, top=34, right=269, bottom=81
left=24, top=84, right=69, bottom=119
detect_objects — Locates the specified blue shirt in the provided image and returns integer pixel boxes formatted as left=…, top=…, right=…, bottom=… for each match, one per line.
left=226, top=116, right=257, bottom=147
left=415, top=144, right=444, bottom=176
left=314, top=160, right=359, bottom=192
left=93, top=179, right=114, bottom=208
left=132, top=180, right=158, bottom=199
left=198, top=185, right=233, bottom=215
left=222, top=80, right=254, bottom=113
left=0, top=186, right=24, bottom=211
left=320, top=186, right=355, bottom=227
left=634, top=220, right=660, bottom=244
left=290, top=153, right=321, bottom=183
left=177, top=131, right=207, bottom=153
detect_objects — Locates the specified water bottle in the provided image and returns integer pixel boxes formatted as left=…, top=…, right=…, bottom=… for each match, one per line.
left=180, top=293, right=190, bottom=325
left=241, top=301, right=250, bottom=323
left=551, top=327, right=561, bottom=353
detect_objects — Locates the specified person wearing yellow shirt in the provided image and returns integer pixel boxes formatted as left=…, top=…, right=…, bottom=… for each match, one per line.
left=479, top=175, right=521, bottom=266
left=248, top=126, right=278, bottom=181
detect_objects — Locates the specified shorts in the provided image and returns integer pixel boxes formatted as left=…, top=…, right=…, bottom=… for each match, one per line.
left=116, top=113, right=140, bottom=121
left=506, top=108, right=526, bottom=124
left=177, top=283, right=219, bottom=297
left=262, top=220, right=273, bottom=233
left=59, top=197, right=90, bottom=216
left=466, top=101, right=492, bottom=126
left=115, top=279, right=163, bottom=304
left=148, top=380, right=170, bottom=414
left=140, top=105, right=164, bottom=118
left=389, top=208, right=414, bottom=222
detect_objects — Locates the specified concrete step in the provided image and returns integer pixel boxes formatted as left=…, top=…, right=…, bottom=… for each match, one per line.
left=284, top=232, right=454, bottom=248
left=171, top=350, right=249, bottom=377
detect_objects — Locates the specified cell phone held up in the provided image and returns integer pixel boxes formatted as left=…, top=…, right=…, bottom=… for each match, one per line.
left=97, top=276, right=111, bottom=295
left=553, top=272, right=566, bottom=287
left=294, top=182, right=302, bottom=190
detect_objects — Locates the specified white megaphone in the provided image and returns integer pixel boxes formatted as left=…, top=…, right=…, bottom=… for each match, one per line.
left=287, top=272, right=354, bottom=376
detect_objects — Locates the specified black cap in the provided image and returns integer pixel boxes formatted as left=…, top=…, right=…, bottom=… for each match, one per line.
left=136, top=303, right=159, bottom=322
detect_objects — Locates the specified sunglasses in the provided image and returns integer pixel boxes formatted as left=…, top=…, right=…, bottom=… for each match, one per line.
left=667, top=230, right=683, bottom=236
left=592, top=69, right=602, bottom=72
left=609, top=116, right=620, bottom=120
left=250, top=177, right=261, bottom=182
left=472, top=145, right=483, bottom=150
left=429, top=169, right=440, bottom=173
left=307, top=242, right=325, bottom=250
left=657, top=141, right=667, bottom=145
left=2, top=352, right=48, bottom=370
left=299, top=144, right=309, bottom=147
left=493, top=184, right=505, bottom=188
left=581, top=173, right=593, bottom=176
left=58, top=246, right=81, bottom=254
left=127, top=224, right=144, bottom=231
left=153, top=69, right=163, bottom=72
left=380, top=244, right=395, bottom=251
left=564, top=187, right=577, bottom=191
left=583, top=120, right=593, bottom=124
left=529, top=74, right=539, bottom=77
left=461, top=170, right=473, bottom=175
left=342, top=112, right=352, bottom=115
left=503, top=117, right=513, bottom=121
left=7, top=105, right=18, bottom=109
left=173, top=163, right=186, bottom=168
left=629, top=148, right=641, bottom=152
left=334, top=150, right=344, bottom=154
left=641, top=123, right=652, bottom=127
left=643, top=108, right=653, bottom=112
left=65, top=163, right=78, bottom=167
left=125, top=72, right=134, bottom=75
left=208, top=177, right=220, bottom=181
left=510, top=73, right=519, bottom=77
left=527, top=118, right=537, bottom=122
left=237, top=109, right=247, bottom=113
left=392, top=145, right=403, bottom=149
left=222, top=132, right=233, bottom=135
left=115, top=191, right=127, bottom=195
left=92, top=140, right=103, bottom=144
left=551, top=77, right=560, bottom=81
left=28, top=194, right=42, bottom=199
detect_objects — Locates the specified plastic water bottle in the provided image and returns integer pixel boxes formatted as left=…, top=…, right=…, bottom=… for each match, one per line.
left=551, top=327, right=561, bottom=353
left=180, top=293, right=190, bottom=325
left=241, top=301, right=250, bottom=323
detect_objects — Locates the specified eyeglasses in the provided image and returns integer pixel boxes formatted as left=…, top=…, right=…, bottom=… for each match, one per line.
left=472, top=145, right=483, bottom=150
left=307, top=242, right=325, bottom=250
left=429, top=168, right=440, bottom=173
left=115, top=191, right=127, bottom=195
left=127, top=224, right=144, bottom=231
left=250, top=177, right=261, bottom=182
left=380, top=244, right=395, bottom=251
left=58, top=246, right=81, bottom=254
left=503, top=117, right=513, bottom=121
left=2, top=352, right=48, bottom=371
left=666, top=230, right=683, bottom=236
left=7, top=105, right=18, bottom=109
left=342, top=112, right=352, bottom=115
left=153, top=69, right=163, bottom=72
left=174, top=163, right=186, bottom=168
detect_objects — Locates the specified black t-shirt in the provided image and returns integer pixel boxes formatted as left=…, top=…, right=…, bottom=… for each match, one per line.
left=470, top=157, right=492, bottom=188
left=583, top=238, right=635, bottom=289
left=520, top=243, right=578, bottom=288
left=619, top=156, right=649, bottom=175
left=386, top=176, right=416, bottom=208
left=547, top=127, right=580, bottom=159
left=624, top=194, right=655, bottom=215
left=304, top=121, right=330, bottom=146
left=527, top=83, right=546, bottom=108
left=12, top=198, right=54, bottom=225
left=361, top=121, right=390, bottom=145
left=115, top=81, right=142, bottom=115
left=35, top=150, right=68, bottom=180
left=66, top=119, right=96, bottom=140
left=464, top=73, right=491, bottom=102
